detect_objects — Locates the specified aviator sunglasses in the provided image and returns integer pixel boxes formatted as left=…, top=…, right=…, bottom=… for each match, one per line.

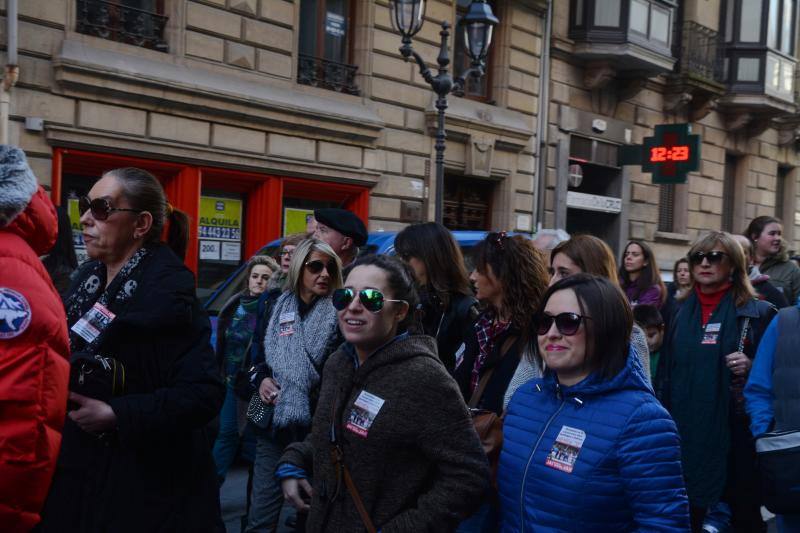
left=689, top=251, right=727, bottom=265
left=79, top=196, right=143, bottom=221
left=332, top=288, right=405, bottom=313
left=537, top=312, right=591, bottom=336
left=305, top=259, right=337, bottom=275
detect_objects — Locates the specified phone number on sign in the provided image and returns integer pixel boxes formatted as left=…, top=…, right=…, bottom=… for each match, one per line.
left=199, top=226, right=241, bottom=240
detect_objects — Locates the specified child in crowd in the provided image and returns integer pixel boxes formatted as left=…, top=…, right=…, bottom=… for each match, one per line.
left=633, top=304, right=664, bottom=383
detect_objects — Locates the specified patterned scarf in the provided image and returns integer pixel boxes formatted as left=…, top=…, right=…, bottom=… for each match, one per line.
left=264, top=291, right=339, bottom=430
left=65, top=247, right=149, bottom=353
left=471, top=311, right=511, bottom=394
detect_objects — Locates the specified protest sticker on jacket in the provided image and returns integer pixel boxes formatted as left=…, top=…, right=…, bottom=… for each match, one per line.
left=199, top=196, right=242, bottom=262
left=346, top=390, right=385, bottom=438
left=545, top=425, right=586, bottom=474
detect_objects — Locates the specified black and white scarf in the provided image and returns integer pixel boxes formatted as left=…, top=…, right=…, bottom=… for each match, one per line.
left=65, top=246, right=150, bottom=353
left=265, top=291, right=338, bottom=429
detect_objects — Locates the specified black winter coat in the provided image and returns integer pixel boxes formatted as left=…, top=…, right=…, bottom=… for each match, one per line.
left=41, top=244, right=225, bottom=533
left=417, top=291, right=479, bottom=373
left=453, top=321, right=522, bottom=415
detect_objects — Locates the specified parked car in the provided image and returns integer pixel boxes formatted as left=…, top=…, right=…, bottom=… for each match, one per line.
left=202, top=230, right=504, bottom=344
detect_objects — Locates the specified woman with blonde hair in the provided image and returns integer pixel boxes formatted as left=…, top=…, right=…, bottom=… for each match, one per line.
left=246, top=238, right=343, bottom=532
left=662, top=231, right=776, bottom=532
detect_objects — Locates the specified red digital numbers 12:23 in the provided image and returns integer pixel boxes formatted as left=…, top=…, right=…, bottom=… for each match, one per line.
left=650, top=145, right=690, bottom=162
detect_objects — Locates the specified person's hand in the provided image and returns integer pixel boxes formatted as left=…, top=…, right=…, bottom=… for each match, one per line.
left=725, top=351, right=752, bottom=376
left=282, top=478, right=313, bottom=512
left=68, top=392, right=117, bottom=434
left=259, top=377, right=281, bottom=404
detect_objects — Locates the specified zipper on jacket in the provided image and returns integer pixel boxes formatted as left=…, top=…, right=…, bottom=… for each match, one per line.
left=519, top=396, right=566, bottom=531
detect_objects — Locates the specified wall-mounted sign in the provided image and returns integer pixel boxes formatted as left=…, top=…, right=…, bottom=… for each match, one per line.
left=67, top=197, right=89, bottom=264
left=283, top=208, right=315, bottom=236
left=566, top=191, right=622, bottom=214
left=619, top=123, right=701, bottom=184
left=325, top=12, right=345, bottom=37
left=199, top=196, right=242, bottom=262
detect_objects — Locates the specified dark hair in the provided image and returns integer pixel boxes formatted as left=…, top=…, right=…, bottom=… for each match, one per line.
left=633, top=304, right=664, bottom=329
left=347, top=254, right=420, bottom=332
left=745, top=215, right=782, bottom=243
left=42, top=205, right=78, bottom=272
left=535, top=273, right=632, bottom=381
left=672, top=256, right=690, bottom=286
left=106, top=167, right=190, bottom=260
left=550, top=234, right=618, bottom=283
left=618, top=240, right=666, bottom=305
left=473, top=232, right=550, bottom=342
left=394, top=222, right=471, bottom=306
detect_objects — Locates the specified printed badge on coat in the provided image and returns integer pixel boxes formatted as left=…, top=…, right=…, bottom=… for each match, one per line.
left=345, top=390, right=385, bottom=438
left=545, top=425, right=586, bottom=474
left=701, top=322, right=721, bottom=345
left=279, top=312, right=295, bottom=337
left=70, top=302, right=116, bottom=344
left=0, top=287, right=32, bottom=339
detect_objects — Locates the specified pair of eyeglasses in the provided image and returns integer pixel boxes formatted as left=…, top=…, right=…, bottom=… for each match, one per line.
left=79, top=196, right=143, bottom=221
left=689, top=251, right=727, bottom=265
left=305, top=259, right=336, bottom=275
left=280, top=249, right=294, bottom=257
left=332, top=288, right=405, bottom=313
left=537, top=312, right=591, bottom=336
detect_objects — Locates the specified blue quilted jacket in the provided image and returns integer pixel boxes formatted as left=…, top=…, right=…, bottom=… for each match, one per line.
left=497, top=350, right=690, bottom=532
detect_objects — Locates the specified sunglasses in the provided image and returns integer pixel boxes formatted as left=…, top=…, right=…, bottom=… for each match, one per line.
left=689, top=251, right=727, bottom=265
left=537, top=312, right=590, bottom=336
left=332, top=288, right=405, bottom=313
left=305, top=259, right=337, bottom=275
left=280, top=248, right=294, bottom=257
left=79, top=196, right=142, bottom=221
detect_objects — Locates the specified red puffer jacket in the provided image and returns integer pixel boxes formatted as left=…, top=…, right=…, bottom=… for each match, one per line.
left=0, top=187, right=70, bottom=532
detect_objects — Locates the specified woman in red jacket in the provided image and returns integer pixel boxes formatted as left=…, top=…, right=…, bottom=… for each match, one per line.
left=0, top=145, right=70, bottom=532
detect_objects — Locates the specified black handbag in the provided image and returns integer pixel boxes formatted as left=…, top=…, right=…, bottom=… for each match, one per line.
left=756, top=430, right=800, bottom=514
left=246, top=392, right=274, bottom=430
left=68, top=352, right=126, bottom=404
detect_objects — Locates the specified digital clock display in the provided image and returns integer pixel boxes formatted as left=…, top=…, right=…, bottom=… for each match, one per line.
left=649, top=146, right=690, bottom=162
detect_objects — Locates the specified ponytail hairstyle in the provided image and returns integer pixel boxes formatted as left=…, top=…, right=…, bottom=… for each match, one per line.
left=105, top=167, right=190, bottom=260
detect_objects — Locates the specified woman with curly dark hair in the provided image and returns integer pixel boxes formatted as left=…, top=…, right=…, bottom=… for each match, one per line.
left=619, top=240, right=667, bottom=308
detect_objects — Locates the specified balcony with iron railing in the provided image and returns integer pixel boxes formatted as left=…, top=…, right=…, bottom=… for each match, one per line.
left=666, top=21, right=726, bottom=118
left=297, top=54, right=360, bottom=95
left=76, top=0, right=168, bottom=52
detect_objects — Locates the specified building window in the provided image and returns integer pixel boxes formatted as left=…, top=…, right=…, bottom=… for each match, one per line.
left=76, top=0, right=168, bottom=52
left=453, top=0, right=497, bottom=101
left=721, top=0, right=797, bottom=101
left=776, top=165, right=797, bottom=244
left=297, top=0, right=360, bottom=95
left=722, top=154, right=743, bottom=233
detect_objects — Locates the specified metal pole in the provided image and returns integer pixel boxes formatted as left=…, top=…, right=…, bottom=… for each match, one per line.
left=1, top=0, right=19, bottom=145
left=434, top=96, right=447, bottom=224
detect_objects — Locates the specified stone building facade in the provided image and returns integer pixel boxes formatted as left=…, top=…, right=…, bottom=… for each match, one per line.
left=3, top=0, right=800, bottom=287
left=2, top=0, right=545, bottom=294
left=540, top=0, right=800, bottom=272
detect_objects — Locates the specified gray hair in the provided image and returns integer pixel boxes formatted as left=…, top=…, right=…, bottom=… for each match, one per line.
left=285, top=238, right=343, bottom=294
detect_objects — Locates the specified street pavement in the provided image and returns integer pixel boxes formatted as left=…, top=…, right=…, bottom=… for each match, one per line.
left=221, top=462, right=777, bottom=532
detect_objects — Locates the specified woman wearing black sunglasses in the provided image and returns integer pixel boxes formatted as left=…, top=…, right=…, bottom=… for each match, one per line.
left=246, top=238, right=343, bottom=532
left=662, top=231, right=776, bottom=532
left=41, top=168, right=225, bottom=531
left=277, top=254, right=489, bottom=532
left=497, top=274, right=689, bottom=531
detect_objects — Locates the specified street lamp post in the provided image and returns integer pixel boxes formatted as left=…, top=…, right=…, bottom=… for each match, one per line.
left=389, top=0, right=498, bottom=224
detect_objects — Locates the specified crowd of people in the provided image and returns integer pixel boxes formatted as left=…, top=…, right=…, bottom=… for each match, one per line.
left=1, top=145, right=799, bottom=533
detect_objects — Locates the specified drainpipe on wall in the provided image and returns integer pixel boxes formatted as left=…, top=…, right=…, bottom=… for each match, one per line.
left=1, top=0, right=19, bottom=145
left=534, top=0, right=553, bottom=231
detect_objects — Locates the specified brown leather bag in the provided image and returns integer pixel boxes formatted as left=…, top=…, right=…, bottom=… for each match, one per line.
left=468, top=335, right=517, bottom=488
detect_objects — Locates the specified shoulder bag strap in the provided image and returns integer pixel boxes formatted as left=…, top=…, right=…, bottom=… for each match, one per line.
left=467, top=334, right=518, bottom=408
left=341, top=459, right=377, bottom=533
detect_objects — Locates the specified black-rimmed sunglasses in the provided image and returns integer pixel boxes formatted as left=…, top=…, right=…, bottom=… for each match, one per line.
left=537, top=312, right=591, bottom=336
left=689, top=251, right=727, bottom=265
left=78, top=196, right=143, bottom=221
left=305, top=259, right=337, bottom=275
left=332, top=288, right=405, bottom=313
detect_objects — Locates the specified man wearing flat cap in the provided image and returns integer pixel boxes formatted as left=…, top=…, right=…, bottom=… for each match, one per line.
left=313, top=208, right=367, bottom=269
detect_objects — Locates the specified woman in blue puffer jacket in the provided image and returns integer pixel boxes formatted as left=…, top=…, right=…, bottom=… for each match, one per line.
left=498, top=274, right=690, bottom=532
